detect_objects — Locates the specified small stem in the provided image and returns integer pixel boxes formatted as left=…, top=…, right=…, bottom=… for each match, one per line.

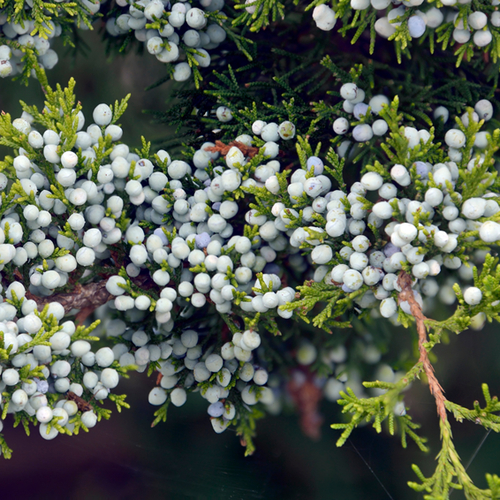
left=397, top=271, right=447, bottom=422
left=204, top=140, right=260, bottom=158
left=219, top=313, right=241, bottom=334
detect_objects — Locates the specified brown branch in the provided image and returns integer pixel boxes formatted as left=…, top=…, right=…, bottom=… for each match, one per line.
left=397, top=271, right=447, bottom=422
left=25, top=274, right=157, bottom=325
left=26, top=281, right=113, bottom=324
left=204, top=140, right=260, bottom=158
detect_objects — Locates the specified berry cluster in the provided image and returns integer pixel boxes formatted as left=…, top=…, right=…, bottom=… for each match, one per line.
left=325, top=80, right=495, bottom=325
left=0, top=0, right=226, bottom=82
left=105, top=0, right=226, bottom=82
left=1, top=89, right=304, bottom=448
left=2, top=0, right=499, bottom=88
left=312, top=1, right=500, bottom=52
left=0, top=57, right=498, bottom=460
left=333, top=82, right=390, bottom=144
left=0, top=25, right=60, bottom=78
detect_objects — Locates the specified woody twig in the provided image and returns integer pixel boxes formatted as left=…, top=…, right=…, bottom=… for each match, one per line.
left=204, top=140, right=260, bottom=158
left=26, top=281, right=113, bottom=324
left=397, top=271, right=447, bottom=422
left=25, top=274, right=156, bottom=325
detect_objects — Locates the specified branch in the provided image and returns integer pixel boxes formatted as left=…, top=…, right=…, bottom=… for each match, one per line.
left=204, top=140, right=260, bottom=158
left=26, top=281, right=112, bottom=324
left=24, top=273, right=159, bottom=324
left=397, top=271, right=447, bottom=422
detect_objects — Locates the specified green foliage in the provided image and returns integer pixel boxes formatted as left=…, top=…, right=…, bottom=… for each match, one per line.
left=108, top=393, right=130, bottom=413
left=0, top=434, right=13, bottom=459
left=234, top=404, right=266, bottom=456
left=233, top=0, right=286, bottom=32
left=0, top=0, right=94, bottom=38
left=282, top=280, right=355, bottom=333
left=331, top=363, right=427, bottom=449
left=409, top=419, right=500, bottom=500
left=151, top=400, right=170, bottom=428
